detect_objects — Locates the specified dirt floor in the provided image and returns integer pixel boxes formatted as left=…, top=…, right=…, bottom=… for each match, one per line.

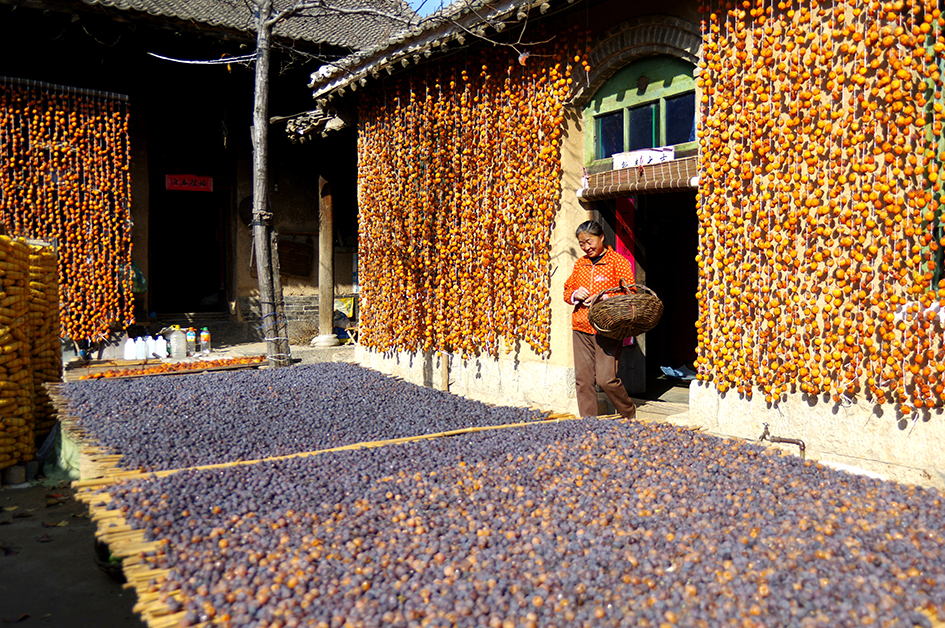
left=0, top=481, right=142, bottom=627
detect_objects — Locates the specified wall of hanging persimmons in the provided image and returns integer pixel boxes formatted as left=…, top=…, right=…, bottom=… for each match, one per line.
left=697, top=0, right=945, bottom=415
left=357, top=27, right=587, bottom=358
left=0, top=79, right=133, bottom=343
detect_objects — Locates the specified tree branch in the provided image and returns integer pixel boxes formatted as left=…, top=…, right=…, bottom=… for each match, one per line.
left=266, top=0, right=420, bottom=28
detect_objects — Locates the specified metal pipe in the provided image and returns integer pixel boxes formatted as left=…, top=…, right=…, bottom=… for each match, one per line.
left=758, top=423, right=806, bottom=459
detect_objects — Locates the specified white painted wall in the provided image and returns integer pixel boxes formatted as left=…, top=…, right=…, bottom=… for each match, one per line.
left=355, top=346, right=578, bottom=414
left=689, top=382, right=945, bottom=489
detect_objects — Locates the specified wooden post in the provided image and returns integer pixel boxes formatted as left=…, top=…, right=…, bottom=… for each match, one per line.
left=439, top=352, right=450, bottom=391
left=269, top=231, right=291, bottom=365
left=318, top=176, right=334, bottom=336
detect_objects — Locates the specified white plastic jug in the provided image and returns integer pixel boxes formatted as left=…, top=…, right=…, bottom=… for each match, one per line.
left=155, top=336, right=168, bottom=359
left=122, top=337, right=136, bottom=360
left=135, top=336, right=147, bottom=359
left=146, top=336, right=156, bottom=358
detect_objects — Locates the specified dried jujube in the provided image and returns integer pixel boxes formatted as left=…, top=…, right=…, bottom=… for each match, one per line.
left=64, top=362, right=551, bottom=471
left=99, top=419, right=945, bottom=627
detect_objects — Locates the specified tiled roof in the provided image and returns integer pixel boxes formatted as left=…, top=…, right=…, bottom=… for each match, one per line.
left=307, top=0, right=547, bottom=98
left=86, top=0, right=417, bottom=49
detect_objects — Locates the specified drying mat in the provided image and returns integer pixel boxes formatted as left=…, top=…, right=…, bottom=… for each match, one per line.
left=73, top=414, right=609, bottom=628
left=63, top=356, right=266, bottom=383
left=48, top=378, right=584, bottom=490
left=78, top=492, right=183, bottom=628
left=73, top=417, right=849, bottom=628
left=70, top=410, right=582, bottom=490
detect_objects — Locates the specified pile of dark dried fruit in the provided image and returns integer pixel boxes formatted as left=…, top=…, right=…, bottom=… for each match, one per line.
left=64, top=363, right=549, bottom=471
left=99, top=418, right=945, bottom=628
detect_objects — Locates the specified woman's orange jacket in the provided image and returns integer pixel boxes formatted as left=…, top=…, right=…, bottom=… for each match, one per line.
left=562, top=246, right=635, bottom=334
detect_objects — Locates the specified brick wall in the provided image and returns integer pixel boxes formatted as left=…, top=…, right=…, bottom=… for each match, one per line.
left=239, top=296, right=319, bottom=323
left=574, top=15, right=702, bottom=107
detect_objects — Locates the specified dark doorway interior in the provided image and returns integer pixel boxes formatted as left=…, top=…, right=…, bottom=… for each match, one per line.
left=149, top=188, right=228, bottom=313
left=636, top=191, right=699, bottom=380
left=596, top=190, right=699, bottom=395
left=144, top=61, right=242, bottom=315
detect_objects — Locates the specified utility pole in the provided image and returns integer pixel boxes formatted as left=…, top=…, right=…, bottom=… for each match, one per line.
left=251, top=0, right=291, bottom=367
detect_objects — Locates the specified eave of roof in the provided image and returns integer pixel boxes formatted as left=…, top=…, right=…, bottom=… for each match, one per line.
left=309, top=0, right=569, bottom=101
left=82, top=0, right=417, bottom=49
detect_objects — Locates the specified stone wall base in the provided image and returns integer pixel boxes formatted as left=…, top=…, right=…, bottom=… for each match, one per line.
left=689, top=381, right=945, bottom=489
left=355, top=346, right=579, bottom=414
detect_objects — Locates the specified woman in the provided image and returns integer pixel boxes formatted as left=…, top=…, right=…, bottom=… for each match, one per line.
left=563, top=220, right=637, bottom=418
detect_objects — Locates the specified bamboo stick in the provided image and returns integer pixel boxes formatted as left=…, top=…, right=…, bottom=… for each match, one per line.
left=71, top=413, right=584, bottom=489
left=100, top=530, right=148, bottom=542
left=125, top=569, right=172, bottom=583
left=91, top=511, right=125, bottom=522
left=68, top=407, right=652, bottom=493
left=96, top=524, right=133, bottom=534
left=148, top=612, right=188, bottom=628
left=111, top=546, right=163, bottom=559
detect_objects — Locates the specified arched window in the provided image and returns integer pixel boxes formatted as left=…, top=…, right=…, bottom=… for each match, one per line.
left=584, top=55, right=696, bottom=167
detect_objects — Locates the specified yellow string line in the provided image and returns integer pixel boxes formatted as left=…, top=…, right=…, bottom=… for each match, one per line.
left=71, top=411, right=589, bottom=489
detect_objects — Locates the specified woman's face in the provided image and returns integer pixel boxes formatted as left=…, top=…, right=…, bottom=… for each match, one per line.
left=577, top=232, right=606, bottom=258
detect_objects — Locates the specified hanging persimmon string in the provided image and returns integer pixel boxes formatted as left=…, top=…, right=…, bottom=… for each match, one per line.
left=0, top=79, right=133, bottom=343
left=358, top=28, right=585, bottom=358
left=697, top=1, right=945, bottom=415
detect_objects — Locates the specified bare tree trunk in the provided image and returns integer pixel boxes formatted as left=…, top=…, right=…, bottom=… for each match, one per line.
left=251, top=0, right=291, bottom=367
left=318, top=176, right=334, bottom=336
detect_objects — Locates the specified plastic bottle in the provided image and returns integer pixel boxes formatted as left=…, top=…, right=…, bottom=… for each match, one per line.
left=123, top=337, right=137, bottom=360
left=199, top=327, right=211, bottom=355
left=146, top=336, right=156, bottom=358
left=168, top=327, right=186, bottom=359
left=185, top=328, right=197, bottom=356
left=155, top=335, right=169, bottom=359
left=134, top=336, right=147, bottom=360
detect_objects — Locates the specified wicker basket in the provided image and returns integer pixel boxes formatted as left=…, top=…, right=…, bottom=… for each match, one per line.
left=587, top=281, right=663, bottom=340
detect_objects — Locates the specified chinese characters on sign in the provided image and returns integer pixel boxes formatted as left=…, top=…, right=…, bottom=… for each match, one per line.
left=612, top=148, right=674, bottom=170
left=165, top=175, right=213, bottom=192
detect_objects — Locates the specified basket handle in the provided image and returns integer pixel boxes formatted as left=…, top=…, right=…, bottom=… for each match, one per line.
left=633, top=283, right=659, bottom=300
left=585, top=279, right=637, bottom=308
left=586, top=281, right=660, bottom=308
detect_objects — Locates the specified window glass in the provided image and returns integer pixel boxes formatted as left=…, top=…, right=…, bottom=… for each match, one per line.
left=627, top=103, right=657, bottom=151
left=583, top=55, right=696, bottom=165
left=665, top=91, right=696, bottom=146
left=597, top=111, right=623, bottom=160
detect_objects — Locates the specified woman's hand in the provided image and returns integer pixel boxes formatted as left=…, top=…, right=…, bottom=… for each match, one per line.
left=571, top=287, right=590, bottom=304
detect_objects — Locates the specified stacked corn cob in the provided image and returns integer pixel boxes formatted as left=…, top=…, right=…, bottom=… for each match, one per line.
left=0, top=236, right=36, bottom=470
left=29, top=243, right=60, bottom=440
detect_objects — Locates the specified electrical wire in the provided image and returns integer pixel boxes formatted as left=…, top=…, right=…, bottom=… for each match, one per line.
left=146, top=52, right=258, bottom=65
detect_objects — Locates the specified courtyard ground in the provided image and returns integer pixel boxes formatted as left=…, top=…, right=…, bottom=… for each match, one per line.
left=0, top=481, right=141, bottom=627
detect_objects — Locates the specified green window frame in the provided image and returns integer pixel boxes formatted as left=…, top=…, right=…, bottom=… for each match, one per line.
left=585, top=56, right=697, bottom=168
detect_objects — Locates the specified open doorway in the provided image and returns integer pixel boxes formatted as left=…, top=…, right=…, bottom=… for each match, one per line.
left=148, top=187, right=228, bottom=314
left=140, top=62, right=237, bottom=317
left=595, top=190, right=699, bottom=399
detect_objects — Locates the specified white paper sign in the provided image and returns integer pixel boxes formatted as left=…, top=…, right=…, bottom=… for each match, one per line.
left=612, top=147, right=674, bottom=169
